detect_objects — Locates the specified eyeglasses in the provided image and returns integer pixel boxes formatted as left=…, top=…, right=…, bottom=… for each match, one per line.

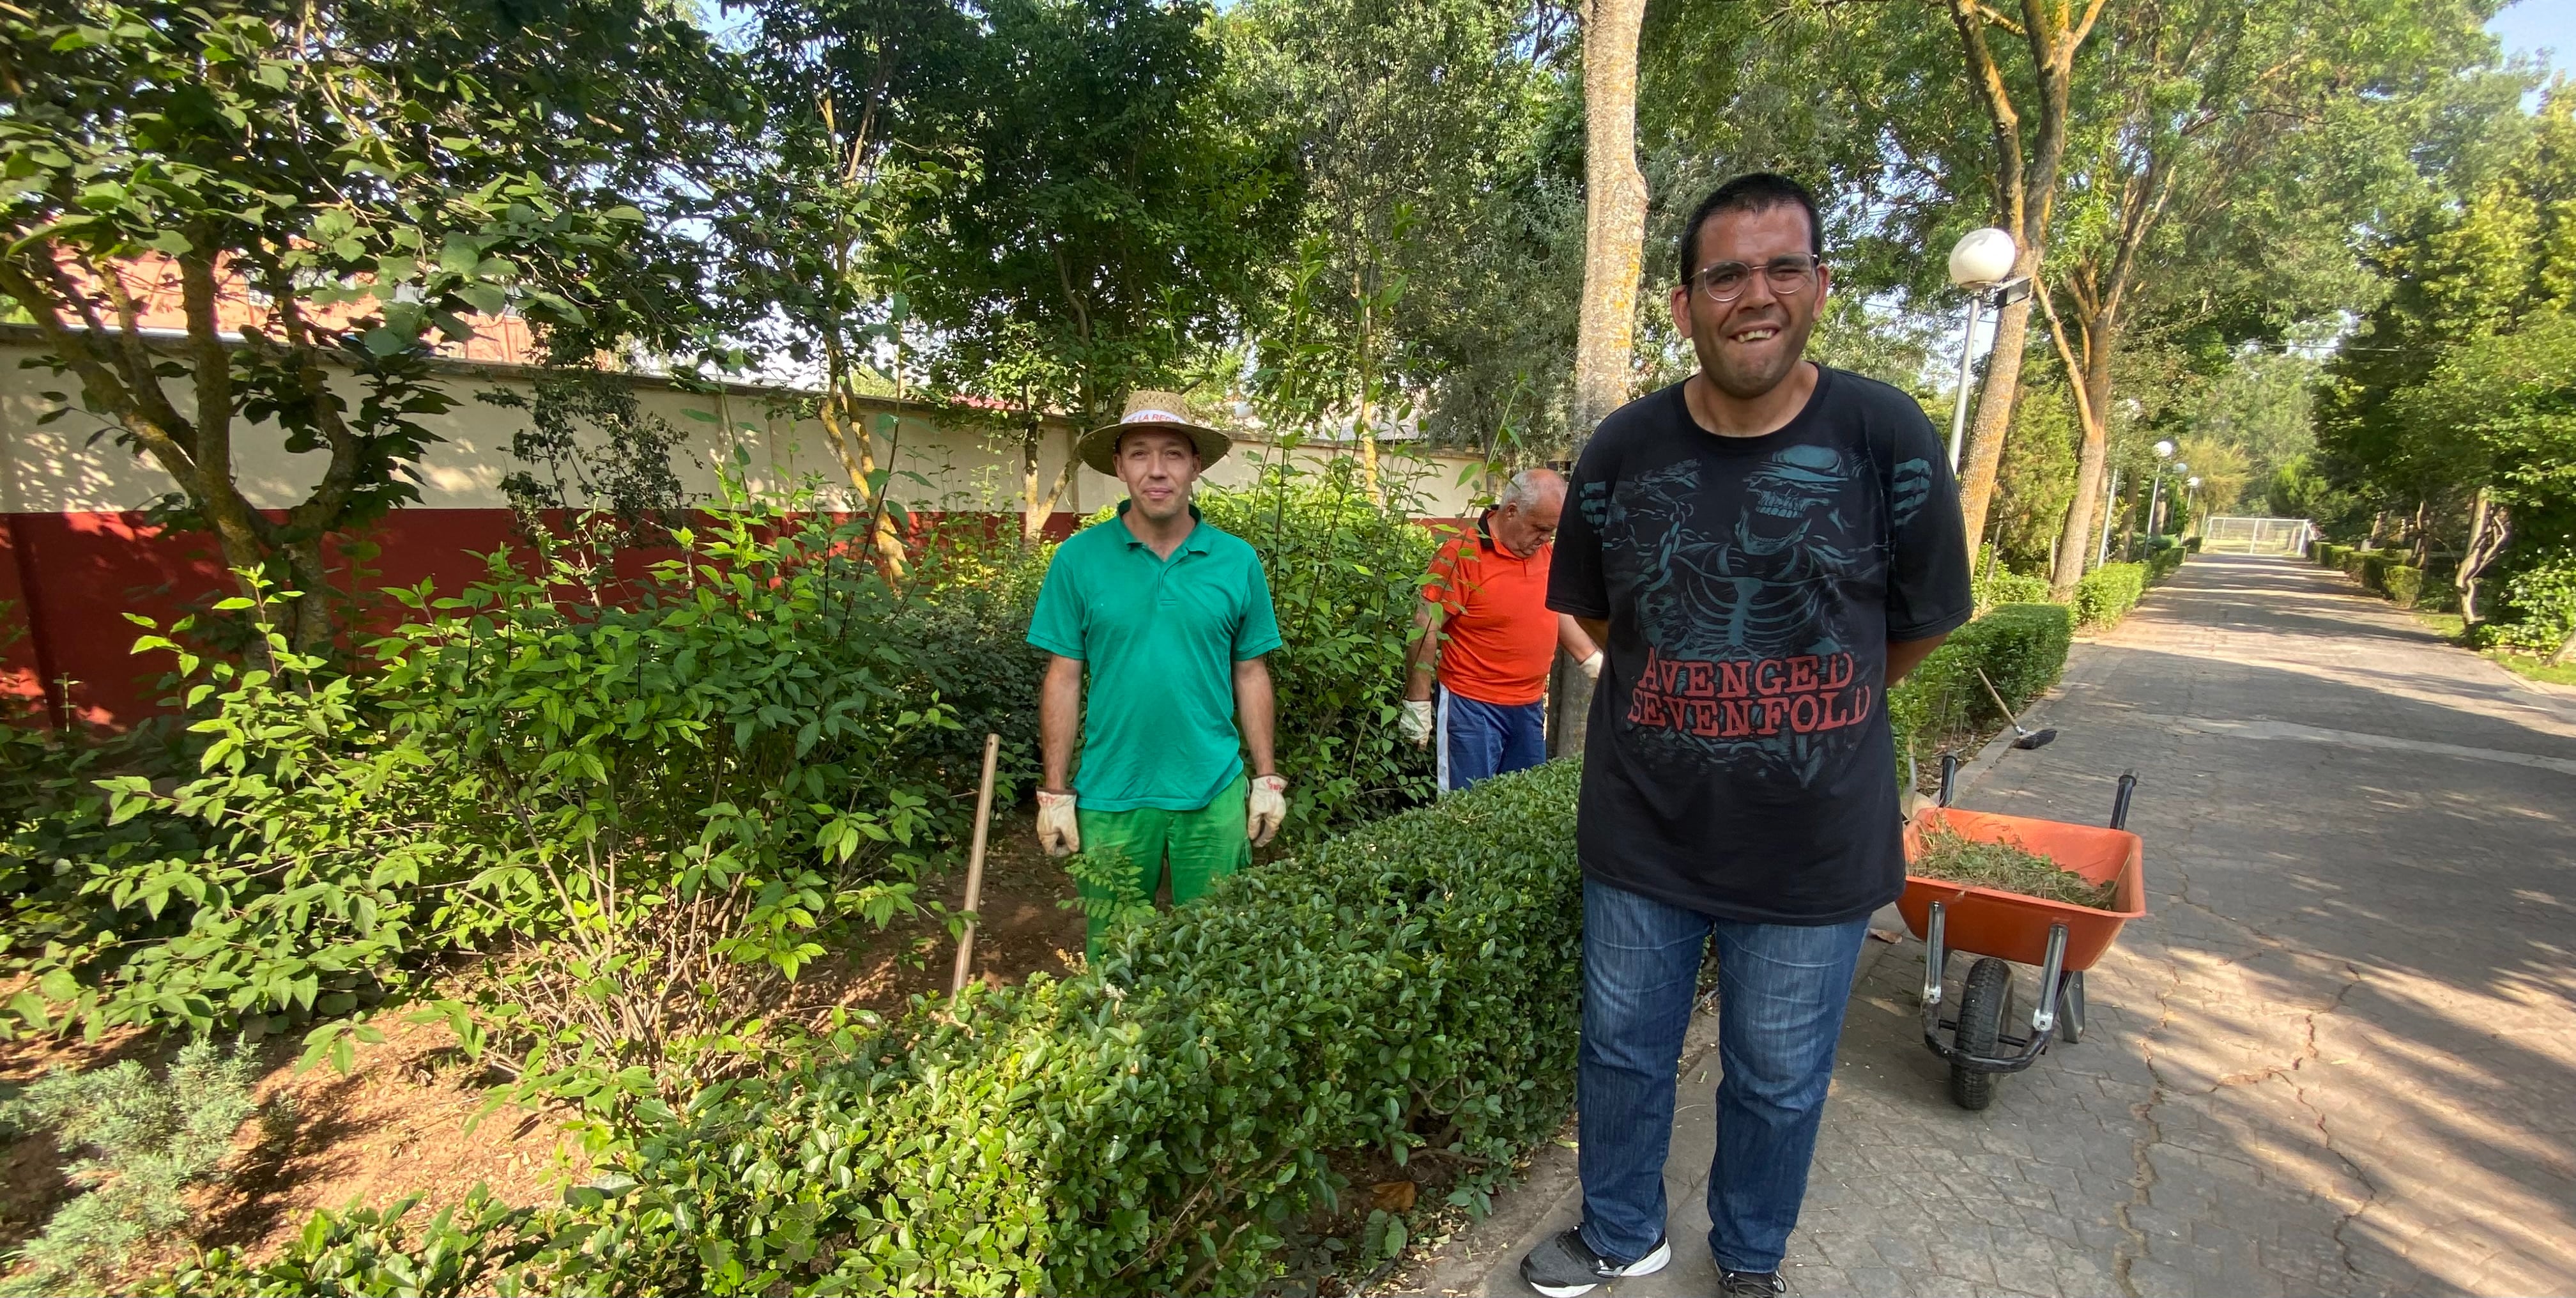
left=1688, top=255, right=1823, bottom=303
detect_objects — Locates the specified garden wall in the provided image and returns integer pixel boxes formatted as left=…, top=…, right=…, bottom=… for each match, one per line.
left=0, top=332, right=1485, bottom=724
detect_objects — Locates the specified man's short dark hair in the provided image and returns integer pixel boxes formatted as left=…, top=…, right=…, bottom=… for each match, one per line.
left=1678, top=173, right=1823, bottom=284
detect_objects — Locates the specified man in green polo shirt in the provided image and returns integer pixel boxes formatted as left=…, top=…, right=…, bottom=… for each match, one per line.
left=1026, top=390, right=1288, bottom=955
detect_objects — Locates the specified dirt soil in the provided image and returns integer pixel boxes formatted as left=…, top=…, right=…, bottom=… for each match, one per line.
left=0, top=806, right=1091, bottom=1288
left=0, top=1014, right=574, bottom=1290
left=806, top=805, right=1089, bottom=1012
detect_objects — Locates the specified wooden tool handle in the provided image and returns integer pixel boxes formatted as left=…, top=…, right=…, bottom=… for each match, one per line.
left=951, top=732, right=1002, bottom=998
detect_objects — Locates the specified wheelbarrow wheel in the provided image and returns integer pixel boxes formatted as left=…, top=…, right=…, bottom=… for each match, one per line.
left=2057, top=971, right=2087, bottom=1045
left=1950, top=957, right=2014, bottom=1111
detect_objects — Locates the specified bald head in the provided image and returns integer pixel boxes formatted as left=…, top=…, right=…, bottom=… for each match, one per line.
left=1497, top=467, right=1567, bottom=512
left=1492, top=467, right=1567, bottom=554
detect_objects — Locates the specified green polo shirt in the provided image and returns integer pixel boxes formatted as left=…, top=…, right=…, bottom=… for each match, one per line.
left=1027, top=502, right=1283, bottom=812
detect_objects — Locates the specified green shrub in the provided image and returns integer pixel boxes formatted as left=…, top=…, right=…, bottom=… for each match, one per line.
left=1971, top=548, right=2053, bottom=610
left=6, top=578, right=467, bottom=1045
left=2073, top=562, right=2148, bottom=628
left=163, top=762, right=1590, bottom=1297
left=153, top=1188, right=549, bottom=1298
left=10, top=503, right=969, bottom=1116
left=2382, top=565, right=2425, bottom=608
left=2148, top=546, right=2186, bottom=582
left=887, top=519, right=1059, bottom=819
left=1889, top=603, right=2072, bottom=759
left=2490, top=549, right=2576, bottom=655
left=1, top=1038, right=265, bottom=1295
left=2316, top=542, right=2347, bottom=568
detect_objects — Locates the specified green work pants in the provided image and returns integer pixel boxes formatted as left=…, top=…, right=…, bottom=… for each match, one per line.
left=1075, top=771, right=1249, bottom=958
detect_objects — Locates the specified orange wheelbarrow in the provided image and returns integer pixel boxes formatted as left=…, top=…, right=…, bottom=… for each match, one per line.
left=1897, top=759, right=2146, bottom=1109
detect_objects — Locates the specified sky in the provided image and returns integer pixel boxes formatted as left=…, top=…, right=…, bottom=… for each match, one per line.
left=2489, top=0, right=2575, bottom=79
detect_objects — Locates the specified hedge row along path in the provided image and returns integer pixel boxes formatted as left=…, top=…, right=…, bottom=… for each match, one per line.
left=1413, top=553, right=2576, bottom=1297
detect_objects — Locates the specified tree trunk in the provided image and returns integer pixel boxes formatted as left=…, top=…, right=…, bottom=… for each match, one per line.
left=1958, top=252, right=2036, bottom=553
left=1943, top=0, right=2107, bottom=561
left=1021, top=425, right=1074, bottom=544
left=1569, top=0, right=1650, bottom=440
left=2460, top=488, right=2508, bottom=628
left=2050, top=307, right=2117, bottom=595
left=1554, top=0, right=1650, bottom=758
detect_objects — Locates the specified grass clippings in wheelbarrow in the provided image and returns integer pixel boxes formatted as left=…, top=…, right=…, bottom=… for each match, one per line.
left=1914, top=821, right=2118, bottom=910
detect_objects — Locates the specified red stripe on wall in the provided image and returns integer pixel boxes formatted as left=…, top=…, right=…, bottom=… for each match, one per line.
left=3, top=507, right=1103, bottom=726
left=7, top=505, right=1473, bottom=727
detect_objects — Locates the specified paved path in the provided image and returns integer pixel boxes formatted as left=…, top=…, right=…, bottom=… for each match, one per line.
left=1401, top=555, right=2576, bottom=1297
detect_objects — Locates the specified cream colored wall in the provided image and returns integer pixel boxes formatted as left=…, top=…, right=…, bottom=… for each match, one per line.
left=0, top=338, right=1487, bottom=518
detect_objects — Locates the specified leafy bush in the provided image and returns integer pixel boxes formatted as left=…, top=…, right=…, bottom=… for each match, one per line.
left=2148, top=546, right=2186, bottom=582
left=7, top=580, right=464, bottom=1043
left=886, top=516, right=1059, bottom=817
left=2382, top=564, right=2425, bottom=608
left=2488, top=549, right=2576, bottom=656
left=153, top=1187, right=550, bottom=1298
left=1889, top=603, right=2073, bottom=760
left=2073, top=562, right=2148, bottom=628
left=10, top=502, right=974, bottom=1115
left=2317, top=542, right=2348, bottom=568
left=1, top=1038, right=265, bottom=1295
left=163, top=762, right=1590, bottom=1297
left=1971, top=548, right=2052, bottom=610
left=367, top=501, right=966, bottom=1113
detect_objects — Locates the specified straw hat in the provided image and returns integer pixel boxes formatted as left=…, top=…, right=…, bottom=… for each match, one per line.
left=1078, top=390, right=1232, bottom=476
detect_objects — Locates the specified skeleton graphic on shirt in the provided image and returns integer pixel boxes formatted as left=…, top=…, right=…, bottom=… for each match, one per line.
left=1603, top=444, right=1905, bottom=783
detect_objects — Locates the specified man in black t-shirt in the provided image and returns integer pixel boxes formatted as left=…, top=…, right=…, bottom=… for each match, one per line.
left=1518, top=175, right=1972, bottom=1298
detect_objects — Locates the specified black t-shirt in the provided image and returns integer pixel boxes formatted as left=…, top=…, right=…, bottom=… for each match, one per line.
left=1547, top=367, right=1973, bottom=924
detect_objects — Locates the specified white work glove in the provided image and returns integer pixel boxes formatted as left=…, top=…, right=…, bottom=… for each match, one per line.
left=1580, top=651, right=1604, bottom=681
left=1246, top=775, right=1288, bottom=848
left=1399, top=699, right=1434, bottom=746
left=1036, top=789, right=1080, bottom=858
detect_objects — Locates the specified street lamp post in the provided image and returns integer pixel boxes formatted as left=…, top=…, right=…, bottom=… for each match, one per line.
left=1945, top=228, right=2018, bottom=472
left=2140, top=440, right=2176, bottom=558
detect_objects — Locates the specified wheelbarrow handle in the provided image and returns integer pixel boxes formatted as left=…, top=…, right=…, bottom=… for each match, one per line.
left=2110, top=769, right=2138, bottom=831
left=1938, top=752, right=1959, bottom=808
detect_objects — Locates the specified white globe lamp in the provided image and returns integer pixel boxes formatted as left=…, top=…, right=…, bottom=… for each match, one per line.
left=1942, top=228, right=2020, bottom=470
left=1947, top=228, right=2018, bottom=288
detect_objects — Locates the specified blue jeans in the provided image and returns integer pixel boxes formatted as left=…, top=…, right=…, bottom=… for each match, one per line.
left=1577, top=877, right=1869, bottom=1272
left=1436, top=686, right=1547, bottom=792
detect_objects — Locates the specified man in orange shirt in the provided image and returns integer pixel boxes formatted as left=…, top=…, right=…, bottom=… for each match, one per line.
left=1402, top=468, right=1604, bottom=791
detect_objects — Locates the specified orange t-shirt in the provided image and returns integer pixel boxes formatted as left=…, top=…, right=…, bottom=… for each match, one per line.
left=1425, top=523, right=1556, bottom=706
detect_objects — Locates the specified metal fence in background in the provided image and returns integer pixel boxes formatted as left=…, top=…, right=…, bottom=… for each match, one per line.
left=2198, top=516, right=2314, bottom=555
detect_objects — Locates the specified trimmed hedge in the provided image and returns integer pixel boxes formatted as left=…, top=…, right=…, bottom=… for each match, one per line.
left=2148, top=546, right=2186, bottom=582
left=163, top=764, right=1591, bottom=1297
left=1889, top=602, right=2073, bottom=759
left=2384, top=565, right=2425, bottom=608
left=2073, top=562, right=2148, bottom=628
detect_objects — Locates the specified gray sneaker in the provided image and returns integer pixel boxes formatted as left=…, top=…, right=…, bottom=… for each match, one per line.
left=1517, top=1228, right=1672, bottom=1298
